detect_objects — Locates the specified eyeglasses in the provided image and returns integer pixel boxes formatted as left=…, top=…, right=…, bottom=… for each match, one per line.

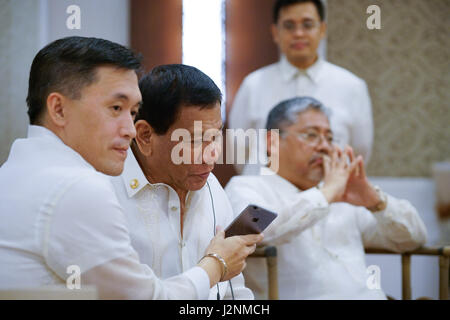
left=293, top=131, right=337, bottom=146
left=280, top=20, right=320, bottom=33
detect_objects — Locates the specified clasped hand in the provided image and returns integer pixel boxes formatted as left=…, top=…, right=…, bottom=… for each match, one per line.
left=319, top=146, right=380, bottom=208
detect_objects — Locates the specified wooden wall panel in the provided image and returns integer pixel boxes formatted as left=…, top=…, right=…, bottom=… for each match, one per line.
left=130, top=0, right=182, bottom=72
left=213, top=0, right=278, bottom=187
left=225, top=0, right=279, bottom=116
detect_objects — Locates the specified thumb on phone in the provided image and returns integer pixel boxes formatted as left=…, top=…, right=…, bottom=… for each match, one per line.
left=215, top=226, right=224, bottom=237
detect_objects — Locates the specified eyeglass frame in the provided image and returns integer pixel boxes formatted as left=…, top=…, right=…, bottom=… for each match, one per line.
left=281, top=130, right=338, bottom=147
left=278, top=19, right=322, bottom=34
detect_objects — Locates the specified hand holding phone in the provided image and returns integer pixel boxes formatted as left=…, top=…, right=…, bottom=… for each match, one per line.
left=225, top=205, right=277, bottom=238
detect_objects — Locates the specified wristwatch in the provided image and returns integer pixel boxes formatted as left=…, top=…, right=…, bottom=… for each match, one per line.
left=367, top=185, right=388, bottom=213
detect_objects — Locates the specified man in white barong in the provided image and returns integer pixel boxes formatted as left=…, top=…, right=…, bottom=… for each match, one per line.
left=225, top=96, right=427, bottom=299
left=110, top=64, right=262, bottom=300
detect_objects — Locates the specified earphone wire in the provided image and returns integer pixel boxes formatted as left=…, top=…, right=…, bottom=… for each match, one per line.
left=206, top=180, right=235, bottom=300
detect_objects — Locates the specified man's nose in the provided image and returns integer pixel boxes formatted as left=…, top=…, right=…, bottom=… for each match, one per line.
left=294, top=27, right=307, bottom=37
left=120, top=114, right=137, bottom=140
left=202, top=141, right=221, bottom=165
left=315, top=137, right=332, bottom=154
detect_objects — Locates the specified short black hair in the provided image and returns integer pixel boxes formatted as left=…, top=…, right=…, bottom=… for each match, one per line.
left=137, top=64, right=222, bottom=135
left=266, top=96, right=329, bottom=132
left=26, top=36, right=142, bottom=124
left=273, top=0, right=325, bottom=23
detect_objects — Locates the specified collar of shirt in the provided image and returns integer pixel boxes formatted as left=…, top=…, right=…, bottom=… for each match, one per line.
left=279, top=54, right=324, bottom=84
left=14, top=125, right=95, bottom=171
left=28, top=124, right=61, bottom=140
left=260, top=166, right=324, bottom=193
left=121, top=148, right=150, bottom=198
left=259, top=166, right=302, bottom=194
left=121, top=148, right=199, bottom=209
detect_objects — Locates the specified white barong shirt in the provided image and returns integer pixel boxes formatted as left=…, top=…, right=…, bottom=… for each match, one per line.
left=0, top=126, right=220, bottom=299
left=109, top=149, right=254, bottom=300
left=225, top=167, right=427, bottom=299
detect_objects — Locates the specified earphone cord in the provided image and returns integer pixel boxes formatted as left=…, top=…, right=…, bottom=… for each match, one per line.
left=207, top=181, right=235, bottom=301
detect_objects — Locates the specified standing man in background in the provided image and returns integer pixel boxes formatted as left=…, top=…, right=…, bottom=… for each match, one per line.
left=228, top=0, right=373, bottom=174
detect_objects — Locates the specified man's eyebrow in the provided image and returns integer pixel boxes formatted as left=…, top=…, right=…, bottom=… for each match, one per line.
left=111, top=93, right=142, bottom=108
left=188, top=122, right=224, bottom=133
left=302, top=126, right=332, bottom=132
left=112, top=93, right=130, bottom=101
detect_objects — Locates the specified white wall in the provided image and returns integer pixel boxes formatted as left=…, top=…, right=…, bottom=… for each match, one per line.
left=0, top=0, right=129, bottom=166
left=46, top=0, right=129, bottom=46
left=366, top=177, right=441, bottom=300
left=0, top=0, right=42, bottom=165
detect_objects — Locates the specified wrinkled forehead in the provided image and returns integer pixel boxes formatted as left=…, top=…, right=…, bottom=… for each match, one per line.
left=288, top=108, right=331, bottom=132
left=171, top=103, right=223, bottom=134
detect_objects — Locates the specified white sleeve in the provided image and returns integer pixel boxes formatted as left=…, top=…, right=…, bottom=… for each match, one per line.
left=357, top=194, right=428, bottom=252
left=81, top=252, right=210, bottom=300
left=350, top=80, right=373, bottom=163
left=225, top=179, right=330, bottom=246
left=46, top=175, right=210, bottom=299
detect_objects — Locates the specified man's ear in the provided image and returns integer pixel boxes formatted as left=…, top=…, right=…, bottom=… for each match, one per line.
left=267, top=129, right=281, bottom=174
left=46, top=92, right=68, bottom=127
left=266, top=129, right=280, bottom=158
left=134, top=120, right=153, bottom=156
left=271, top=23, right=280, bottom=46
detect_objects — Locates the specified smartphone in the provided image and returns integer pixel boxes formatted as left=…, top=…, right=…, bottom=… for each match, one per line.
left=225, top=204, right=278, bottom=238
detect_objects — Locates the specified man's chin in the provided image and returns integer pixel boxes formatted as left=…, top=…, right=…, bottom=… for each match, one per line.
left=187, top=175, right=210, bottom=191
left=307, top=169, right=324, bottom=185
left=287, top=52, right=317, bottom=67
left=97, top=162, right=125, bottom=177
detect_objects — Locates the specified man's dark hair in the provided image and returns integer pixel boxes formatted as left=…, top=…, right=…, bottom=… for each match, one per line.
left=266, top=96, right=329, bottom=132
left=137, top=64, right=222, bottom=135
left=26, top=36, right=142, bottom=125
left=273, top=0, right=325, bottom=23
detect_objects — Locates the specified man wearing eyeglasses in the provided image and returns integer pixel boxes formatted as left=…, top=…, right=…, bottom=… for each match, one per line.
left=225, top=97, right=427, bottom=299
left=228, top=0, right=373, bottom=175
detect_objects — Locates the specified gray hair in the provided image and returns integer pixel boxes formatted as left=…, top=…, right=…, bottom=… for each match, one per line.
left=265, top=96, right=330, bottom=132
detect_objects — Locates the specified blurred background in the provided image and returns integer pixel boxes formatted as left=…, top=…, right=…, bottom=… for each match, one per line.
left=0, top=0, right=449, bottom=299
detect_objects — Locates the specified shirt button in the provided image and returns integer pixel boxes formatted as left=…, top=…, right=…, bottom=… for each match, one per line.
left=171, top=206, right=178, bottom=211
left=130, top=179, right=139, bottom=189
